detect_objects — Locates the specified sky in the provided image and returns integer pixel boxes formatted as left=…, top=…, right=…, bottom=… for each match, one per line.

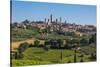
left=11, top=0, right=96, bottom=25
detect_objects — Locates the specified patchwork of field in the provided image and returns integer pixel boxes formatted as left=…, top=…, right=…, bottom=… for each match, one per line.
left=11, top=28, right=71, bottom=50
left=11, top=28, right=96, bottom=66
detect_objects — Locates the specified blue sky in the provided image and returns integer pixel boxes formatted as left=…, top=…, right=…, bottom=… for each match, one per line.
left=11, top=0, right=96, bottom=25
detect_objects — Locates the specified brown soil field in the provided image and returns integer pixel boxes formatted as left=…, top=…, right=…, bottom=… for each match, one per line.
left=11, top=38, right=45, bottom=50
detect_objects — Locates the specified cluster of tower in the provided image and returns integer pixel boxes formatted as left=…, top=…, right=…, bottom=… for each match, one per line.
left=44, top=14, right=62, bottom=24
left=44, top=14, right=63, bottom=32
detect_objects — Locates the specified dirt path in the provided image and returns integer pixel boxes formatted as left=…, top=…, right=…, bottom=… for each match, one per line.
left=11, top=38, right=45, bottom=50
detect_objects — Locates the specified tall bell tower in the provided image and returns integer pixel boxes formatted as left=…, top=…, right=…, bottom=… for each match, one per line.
left=50, top=14, right=52, bottom=23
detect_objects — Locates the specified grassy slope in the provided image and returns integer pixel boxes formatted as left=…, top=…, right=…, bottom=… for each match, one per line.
left=12, top=47, right=91, bottom=66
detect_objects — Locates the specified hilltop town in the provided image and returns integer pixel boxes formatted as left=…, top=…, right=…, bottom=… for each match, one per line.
left=12, top=14, right=96, bottom=36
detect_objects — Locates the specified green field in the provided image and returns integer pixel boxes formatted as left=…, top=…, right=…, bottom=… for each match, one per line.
left=12, top=47, right=92, bottom=66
